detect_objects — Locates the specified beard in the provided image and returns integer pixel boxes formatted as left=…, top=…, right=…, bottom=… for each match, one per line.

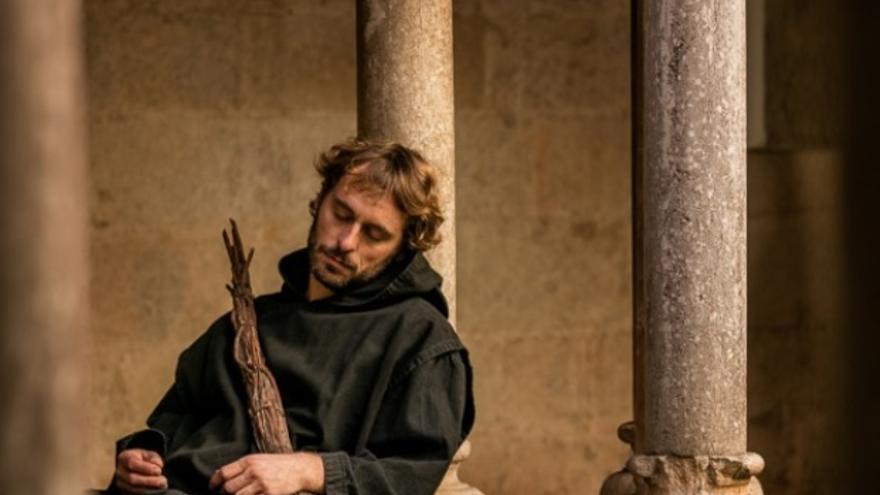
left=307, top=217, right=399, bottom=294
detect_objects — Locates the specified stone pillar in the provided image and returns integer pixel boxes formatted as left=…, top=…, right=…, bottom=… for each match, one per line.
left=0, top=1, right=89, bottom=494
left=356, top=0, right=456, bottom=322
left=602, top=1, right=762, bottom=493
left=356, top=2, right=481, bottom=494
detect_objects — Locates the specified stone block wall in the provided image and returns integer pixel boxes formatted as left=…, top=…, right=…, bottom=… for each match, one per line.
left=453, top=2, right=632, bottom=492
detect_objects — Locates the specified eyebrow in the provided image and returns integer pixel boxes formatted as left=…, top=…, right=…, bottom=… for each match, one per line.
left=332, top=197, right=394, bottom=239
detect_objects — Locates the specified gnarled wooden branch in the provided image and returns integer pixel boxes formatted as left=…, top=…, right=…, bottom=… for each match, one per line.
left=223, top=219, right=294, bottom=454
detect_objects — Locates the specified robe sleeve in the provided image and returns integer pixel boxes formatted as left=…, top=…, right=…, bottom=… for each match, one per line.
left=103, top=379, right=189, bottom=494
left=107, top=332, right=210, bottom=493
left=319, top=347, right=475, bottom=495
left=116, top=335, right=209, bottom=454
left=130, top=378, right=196, bottom=453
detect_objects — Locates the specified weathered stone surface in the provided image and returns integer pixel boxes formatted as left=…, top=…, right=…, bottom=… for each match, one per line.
left=240, top=10, right=356, bottom=115
left=607, top=1, right=762, bottom=493
left=635, top=0, right=748, bottom=456
left=457, top=210, right=629, bottom=338
left=85, top=0, right=355, bottom=117
left=601, top=455, right=765, bottom=495
left=0, top=1, right=89, bottom=493
left=357, top=0, right=457, bottom=323
left=85, top=2, right=243, bottom=115
left=626, top=454, right=764, bottom=495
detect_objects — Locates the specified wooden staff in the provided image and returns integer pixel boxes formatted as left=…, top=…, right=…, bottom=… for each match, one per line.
left=223, top=219, right=294, bottom=454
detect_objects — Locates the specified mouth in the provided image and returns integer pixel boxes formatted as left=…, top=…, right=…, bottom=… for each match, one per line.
left=320, top=249, right=353, bottom=272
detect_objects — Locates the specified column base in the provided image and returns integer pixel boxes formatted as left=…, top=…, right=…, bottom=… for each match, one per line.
left=601, top=453, right=764, bottom=495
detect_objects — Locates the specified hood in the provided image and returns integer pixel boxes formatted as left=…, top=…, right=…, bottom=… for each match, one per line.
left=277, top=248, right=449, bottom=317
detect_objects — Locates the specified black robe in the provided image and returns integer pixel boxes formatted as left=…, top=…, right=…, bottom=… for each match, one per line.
left=107, top=248, right=475, bottom=495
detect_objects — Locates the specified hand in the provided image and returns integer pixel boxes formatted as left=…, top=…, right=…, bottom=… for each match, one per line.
left=209, top=452, right=325, bottom=495
left=115, top=448, right=167, bottom=494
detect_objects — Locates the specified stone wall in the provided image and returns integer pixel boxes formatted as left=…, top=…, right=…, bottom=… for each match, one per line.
left=84, top=1, right=633, bottom=492
left=454, top=1, right=632, bottom=492
left=763, top=0, right=847, bottom=148
left=747, top=150, right=846, bottom=494
left=746, top=0, right=849, bottom=492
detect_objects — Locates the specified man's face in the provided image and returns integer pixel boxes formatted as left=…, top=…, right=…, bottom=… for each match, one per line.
left=308, top=167, right=406, bottom=293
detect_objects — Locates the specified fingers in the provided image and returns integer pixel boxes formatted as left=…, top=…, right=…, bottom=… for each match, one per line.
left=116, top=449, right=167, bottom=493
left=209, top=458, right=246, bottom=490
left=115, top=473, right=167, bottom=494
left=221, top=470, right=255, bottom=494
left=125, top=472, right=168, bottom=489
left=120, top=455, right=163, bottom=476
left=141, top=450, right=164, bottom=469
left=232, top=482, right=262, bottom=495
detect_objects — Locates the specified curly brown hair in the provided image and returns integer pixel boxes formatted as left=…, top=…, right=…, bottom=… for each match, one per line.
left=309, top=138, right=444, bottom=252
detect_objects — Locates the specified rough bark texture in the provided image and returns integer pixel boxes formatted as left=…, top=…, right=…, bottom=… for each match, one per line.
left=223, top=219, right=293, bottom=455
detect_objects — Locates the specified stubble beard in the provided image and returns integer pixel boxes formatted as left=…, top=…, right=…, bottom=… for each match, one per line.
left=307, top=218, right=399, bottom=294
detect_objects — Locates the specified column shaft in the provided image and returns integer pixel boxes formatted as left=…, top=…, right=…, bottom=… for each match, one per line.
left=636, top=0, right=748, bottom=456
left=0, top=1, right=89, bottom=494
left=356, top=0, right=457, bottom=324
left=356, top=3, right=482, bottom=494
left=603, top=1, right=761, bottom=493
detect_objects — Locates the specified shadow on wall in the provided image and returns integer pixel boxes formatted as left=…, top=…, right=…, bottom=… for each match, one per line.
left=747, top=3, right=880, bottom=494
left=842, top=3, right=880, bottom=494
left=747, top=148, right=846, bottom=494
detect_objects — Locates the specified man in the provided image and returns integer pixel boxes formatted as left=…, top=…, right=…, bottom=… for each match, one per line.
left=107, top=139, right=475, bottom=495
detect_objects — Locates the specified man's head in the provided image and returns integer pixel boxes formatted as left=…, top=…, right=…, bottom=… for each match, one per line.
left=307, top=138, right=444, bottom=296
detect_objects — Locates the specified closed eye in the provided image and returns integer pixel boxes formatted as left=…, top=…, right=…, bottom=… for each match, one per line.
left=332, top=201, right=354, bottom=221
left=364, top=224, right=391, bottom=242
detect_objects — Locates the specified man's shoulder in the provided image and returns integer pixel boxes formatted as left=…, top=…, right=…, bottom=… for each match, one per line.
left=378, top=293, right=458, bottom=344
left=382, top=295, right=466, bottom=372
left=384, top=300, right=469, bottom=392
left=397, top=294, right=453, bottom=325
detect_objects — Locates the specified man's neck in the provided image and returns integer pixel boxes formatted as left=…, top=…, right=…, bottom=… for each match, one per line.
left=307, top=273, right=334, bottom=302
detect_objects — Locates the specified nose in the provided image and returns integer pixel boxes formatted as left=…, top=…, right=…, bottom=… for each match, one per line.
left=337, top=224, right=359, bottom=252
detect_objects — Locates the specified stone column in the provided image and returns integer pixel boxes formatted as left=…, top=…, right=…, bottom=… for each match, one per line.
left=0, top=1, right=89, bottom=494
left=356, top=0, right=456, bottom=322
left=356, top=2, right=481, bottom=494
left=602, top=1, right=762, bottom=493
